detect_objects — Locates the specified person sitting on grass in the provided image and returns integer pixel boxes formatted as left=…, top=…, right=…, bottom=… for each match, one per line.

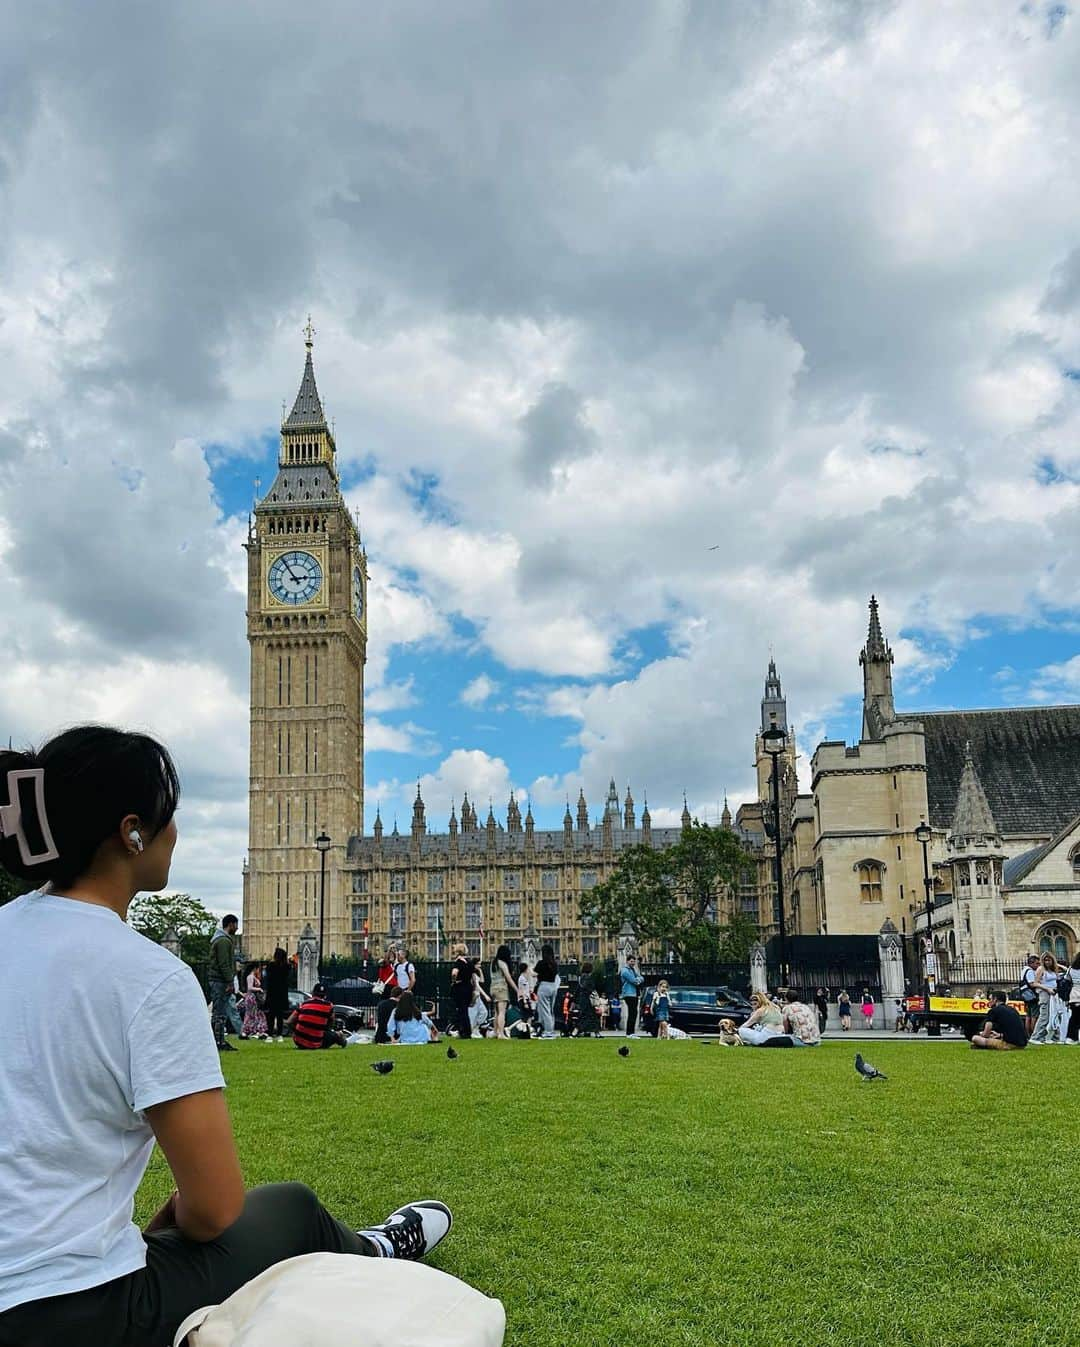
left=782, top=988, right=822, bottom=1046
left=0, top=726, right=453, bottom=1347
left=285, top=983, right=348, bottom=1049
left=388, top=990, right=439, bottom=1045
left=374, top=983, right=402, bottom=1045
left=971, top=989, right=1029, bottom=1050
left=737, top=991, right=786, bottom=1046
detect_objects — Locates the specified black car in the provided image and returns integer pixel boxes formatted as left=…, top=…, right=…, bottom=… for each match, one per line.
left=642, top=985, right=752, bottom=1035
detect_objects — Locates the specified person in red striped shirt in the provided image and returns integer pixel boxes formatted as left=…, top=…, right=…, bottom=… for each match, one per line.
left=285, top=984, right=347, bottom=1049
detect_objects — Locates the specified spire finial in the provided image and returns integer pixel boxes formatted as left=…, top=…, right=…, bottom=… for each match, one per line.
left=304, top=314, right=315, bottom=350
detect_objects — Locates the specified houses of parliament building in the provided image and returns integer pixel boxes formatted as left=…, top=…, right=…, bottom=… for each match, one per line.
left=243, top=332, right=1080, bottom=966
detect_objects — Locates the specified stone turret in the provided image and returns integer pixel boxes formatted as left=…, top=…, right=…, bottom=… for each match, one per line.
left=946, top=743, right=1006, bottom=960
left=641, top=796, right=652, bottom=844
left=681, top=795, right=692, bottom=832
left=373, top=806, right=383, bottom=842
left=624, top=786, right=635, bottom=831
left=577, top=789, right=589, bottom=832
left=448, top=802, right=458, bottom=836
left=507, top=794, right=522, bottom=835
left=411, top=783, right=426, bottom=838
left=859, top=595, right=896, bottom=741
left=721, top=795, right=732, bottom=829
left=525, top=802, right=534, bottom=847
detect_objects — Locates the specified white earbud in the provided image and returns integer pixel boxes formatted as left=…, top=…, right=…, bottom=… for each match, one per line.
left=130, top=829, right=144, bottom=853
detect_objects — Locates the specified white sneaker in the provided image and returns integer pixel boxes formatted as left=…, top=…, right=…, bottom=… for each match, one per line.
left=357, top=1200, right=452, bottom=1260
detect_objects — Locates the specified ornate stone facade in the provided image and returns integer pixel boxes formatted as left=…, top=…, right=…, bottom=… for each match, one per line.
left=242, top=326, right=367, bottom=959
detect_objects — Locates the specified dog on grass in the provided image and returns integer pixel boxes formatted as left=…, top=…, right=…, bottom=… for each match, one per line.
left=717, top=1018, right=743, bottom=1047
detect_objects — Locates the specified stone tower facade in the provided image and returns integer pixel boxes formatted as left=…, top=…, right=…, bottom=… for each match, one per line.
left=945, top=744, right=1007, bottom=961
left=243, top=323, right=367, bottom=958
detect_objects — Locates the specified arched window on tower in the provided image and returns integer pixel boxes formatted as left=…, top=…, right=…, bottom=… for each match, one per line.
left=854, top=859, right=885, bottom=903
left=1070, top=846, right=1080, bottom=883
left=1037, top=923, right=1073, bottom=963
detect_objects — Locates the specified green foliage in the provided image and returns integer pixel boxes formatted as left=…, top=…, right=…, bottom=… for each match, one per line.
left=140, top=1041, right=1076, bottom=1346
left=579, top=820, right=757, bottom=960
left=128, top=891, right=217, bottom=963
left=0, top=866, right=27, bottom=907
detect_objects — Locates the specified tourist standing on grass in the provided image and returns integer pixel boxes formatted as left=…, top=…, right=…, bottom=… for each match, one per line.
left=813, top=987, right=829, bottom=1034
left=738, top=991, right=786, bottom=1045
left=449, top=943, right=476, bottom=1039
left=393, top=945, right=417, bottom=994
left=1065, top=953, right=1080, bottom=1043
left=620, top=955, right=644, bottom=1035
left=971, top=990, right=1029, bottom=1050
left=263, top=947, right=290, bottom=1041
left=1029, top=951, right=1059, bottom=1044
left=209, top=913, right=242, bottom=1051
left=575, top=962, right=601, bottom=1037
left=517, top=961, right=536, bottom=1026
left=860, top=988, right=875, bottom=1029
left=654, top=979, right=672, bottom=1039
left=375, top=946, right=397, bottom=993
left=782, top=989, right=822, bottom=1046
left=0, top=725, right=454, bottom=1347
left=1020, top=953, right=1040, bottom=1034
left=241, top=962, right=268, bottom=1040
left=535, top=944, right=560, bottom=1038
left=837, top=990, right=852, bottom=1031
left=490, top=944, right=517, bottom=1039
left=388, top=991, right=439, bottom=1045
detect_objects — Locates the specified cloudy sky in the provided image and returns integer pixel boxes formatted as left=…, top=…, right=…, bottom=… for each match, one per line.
left=3, top=0, right=1080, bottom=910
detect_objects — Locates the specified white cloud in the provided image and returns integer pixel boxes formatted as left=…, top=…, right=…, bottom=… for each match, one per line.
left=460, top=673, right=500, bottom=708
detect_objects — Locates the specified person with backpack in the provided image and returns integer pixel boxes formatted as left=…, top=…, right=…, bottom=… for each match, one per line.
left=392, top=945, right=416, bottom=994
left=1029, top=951, right=1060, bottom=1044
left=1020, top=954, right=1040, bottom=1034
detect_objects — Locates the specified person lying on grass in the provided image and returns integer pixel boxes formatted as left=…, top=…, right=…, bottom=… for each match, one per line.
left=0, top=725, right=452, bottom=1347
left=389, top=990, right=440, bottom=1044
left=970, top=989, right=1029, bottom=1051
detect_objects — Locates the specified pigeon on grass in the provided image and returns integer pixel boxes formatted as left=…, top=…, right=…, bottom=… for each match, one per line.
left=371, top=1060, right=395, bottom=1075
left=854, top=1053, right=887, bottom=1081
left=618, top=1045, right=630, bottom=1057
left=446, top=1047, right=458, bottom=1060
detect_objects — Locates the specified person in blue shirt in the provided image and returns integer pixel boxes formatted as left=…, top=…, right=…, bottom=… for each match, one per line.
left=620, top=955, right=645, bottom=1036
left=387, top=991, right=439, bottom=1045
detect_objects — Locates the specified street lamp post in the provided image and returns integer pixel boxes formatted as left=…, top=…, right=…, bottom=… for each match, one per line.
left=315, top=830, right=331, bottom=981
left=761, top=725, right=789, bottom=986
left=914, top=820, right=937, bottom=1036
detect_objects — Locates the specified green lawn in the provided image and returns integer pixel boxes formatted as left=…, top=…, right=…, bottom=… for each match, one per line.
left=136, top=1038, right=1073, bottom=1346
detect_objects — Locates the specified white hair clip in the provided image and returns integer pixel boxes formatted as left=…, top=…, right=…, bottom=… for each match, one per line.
left=0, top=768, right=60, bottom=867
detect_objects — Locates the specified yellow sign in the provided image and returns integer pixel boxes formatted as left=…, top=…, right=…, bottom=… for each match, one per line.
left=905, top=995, right=1026, bottom=1016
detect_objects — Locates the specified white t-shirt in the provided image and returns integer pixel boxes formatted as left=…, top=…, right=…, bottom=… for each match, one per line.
left=393, top=960, right=415, bottom=988
left=0, top=892, right=225, bottom=1313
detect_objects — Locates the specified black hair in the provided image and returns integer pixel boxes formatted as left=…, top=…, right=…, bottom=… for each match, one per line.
left=222, top=914, right=239, bottom=929
left=991, top=989, right=1007, bottom=1003
left=273, top=947, right=287, bottom=965
left=784, top=987, right=801, bottom=1003
left=492, top=944, right=513, bottom=976
left=581, top=961, right=594, bottom=974
left=395, top=990, right=422, bottom=1021
left=0, top=725, right=180, bottom=890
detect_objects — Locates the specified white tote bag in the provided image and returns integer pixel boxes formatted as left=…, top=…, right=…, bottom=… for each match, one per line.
left=174, top=1252, right=506, bottom=1347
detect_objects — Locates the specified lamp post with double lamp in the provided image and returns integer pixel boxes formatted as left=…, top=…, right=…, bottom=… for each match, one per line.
left=914, top=820, right=938, bottom=1036
left=315, top=830, right=331, bottom=981
left=761, top=725, right=789, bottom=986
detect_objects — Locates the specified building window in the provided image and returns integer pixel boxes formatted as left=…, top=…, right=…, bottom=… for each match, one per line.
left=503, top=871, right=520, bottom=891
left=856, top=860, right=884, bottom=903
left=426, top=938, right=439, bottom=961
left=466, top=938, right=481, bottom=957
left=389, top=872, right=407, bottom=894
left=1071, top=847, right=1080, bottom=882
left=582, top=937, right=600, bottom=958
left=504, top=900, right=522, bottom=928
left=351, top=942, right=368, bottom=960
left=427, top=902, right=445, bottom=932
left=465, top=871, right=483, bottom=892
left=542, top=899, right=560, bottom=928
left=465, top=900, right=483, bottom=930
left=975, top=860, right=990, bottom=886
left=352, top=872, right=368, bottom=893
left=1038, top=925, right=1071, bottom=962
left=580, top=871, right=597, bottom=891
left=427, top=872, right=444, bottom=894
left=541, top=870, right=559, bottom=890
left=389, top=902, right=406, bottom=935
left=350, top=903, right=368, bottom=932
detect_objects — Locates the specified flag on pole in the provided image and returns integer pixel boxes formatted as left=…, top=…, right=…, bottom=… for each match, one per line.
left=362, top=919, right=369, bottom=958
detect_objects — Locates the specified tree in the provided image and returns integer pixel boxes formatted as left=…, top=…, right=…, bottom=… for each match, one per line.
left=579, top=821, right=757, bottom=962
left=0, top=866, right=27, bottom=908
left=128, top=892, right=218, bottom=964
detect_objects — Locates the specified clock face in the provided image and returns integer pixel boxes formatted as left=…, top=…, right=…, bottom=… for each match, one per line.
left=268, top=551, right=323, bottom=605
left=352, top=565, right=364, bottom=620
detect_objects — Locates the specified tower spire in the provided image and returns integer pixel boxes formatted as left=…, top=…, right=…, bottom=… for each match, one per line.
left=950, top=741, right=1000, bottom=842
left=859, top=594, right=895, bottom=740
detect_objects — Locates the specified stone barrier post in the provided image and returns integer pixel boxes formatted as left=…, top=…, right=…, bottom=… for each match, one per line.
left=617, top=919, right=638, bottom=970
left=749, top=941, right=768, bottom=996
left=878, top=918, right=905, bottom=1029
left=298, top=922, right=319, bottom=997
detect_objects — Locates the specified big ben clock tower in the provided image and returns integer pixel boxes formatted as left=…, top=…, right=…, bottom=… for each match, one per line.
left=243, top=320, right=367, bottom=958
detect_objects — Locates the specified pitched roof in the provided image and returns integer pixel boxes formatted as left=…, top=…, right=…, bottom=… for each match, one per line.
left=259, top=463, right=339, bottom=506
left=283, top=349, right=327, bottom=430
left=1002, top=811, right=1080, bottom=885
left=898, top=705, right=1080, bottom=836
left=950, top=742, right=1000, bottom=840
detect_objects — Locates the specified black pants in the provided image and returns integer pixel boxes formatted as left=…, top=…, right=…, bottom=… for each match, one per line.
left=1068, top=1003, right=1080, bottom=1042
left=453, top=995, right=472, bottom=1038
left=265, top=1007, right=287, bottom=1036
left=623, top=996, right=638, bottom=1035
left=0, top=1183, right=371, bottom=1347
